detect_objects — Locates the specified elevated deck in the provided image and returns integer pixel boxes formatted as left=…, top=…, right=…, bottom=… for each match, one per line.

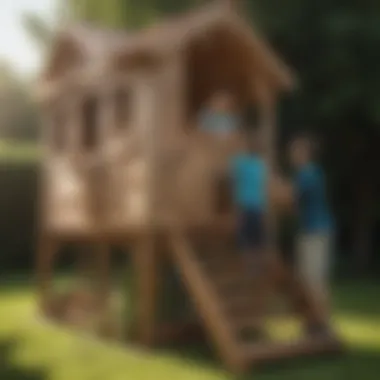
left=43, top=215, right=236, bottom=243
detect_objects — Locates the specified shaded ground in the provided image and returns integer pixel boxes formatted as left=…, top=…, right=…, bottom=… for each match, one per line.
left=0, top=342, right=47, bottom=380
left=0, top=277, right=379, bottom=380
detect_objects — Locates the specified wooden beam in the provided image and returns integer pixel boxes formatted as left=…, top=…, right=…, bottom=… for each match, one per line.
left=137, top=73, right=158, bottom=228
left=133, top=235, right=158, bottom=346
left=155, top=53, right=187, bottom=223
left=243, top=336, right=343, bottom=364
left=228, top=14, right=295, bottom=92
left=36, top=237, right=59, bottom=312
left=255, top=79, right=277, bottom=250
left=67, top=91, right=82, bottom=155
left=76, top=244, right=93, bottom=286
left=96, top=244, right=111, bottom=309
left=98, top=83, right=114, bottom=144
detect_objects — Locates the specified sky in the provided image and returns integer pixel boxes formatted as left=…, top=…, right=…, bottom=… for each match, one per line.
left=0, top=0, right=56, bottom=76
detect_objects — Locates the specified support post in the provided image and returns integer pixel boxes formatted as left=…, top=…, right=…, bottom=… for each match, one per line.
left=36, top=100, right=57, bottom=314
left=77, top=244, right=93, bottom=287
left=157, top=53, right=187, bottom=224
left=36, top=236, right=58, bottom=313
left=250, top=80, right=279, bottom=318
left=256, top=79, right=277, bottom=253
left=133, top=235, right=158, bottom=346
left=96, top=244, right=111, bottom=308
left=67, top=92, right=81, bottom=155
left=99, top=83, right=114, bottom=145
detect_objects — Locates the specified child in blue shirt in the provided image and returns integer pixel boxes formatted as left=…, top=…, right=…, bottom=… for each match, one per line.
left=289, top=133, right=334, bottom=336
left=230, top=130, right=268, bottom=262
left=198, top=91, right=239, bottom=137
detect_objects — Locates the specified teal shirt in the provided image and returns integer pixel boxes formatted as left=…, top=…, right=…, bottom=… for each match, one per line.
left=230, top=154, right=267, bottom=210
left=295, top=163, right=333, bottom=233
left=199, top=109, right=239, bottom=134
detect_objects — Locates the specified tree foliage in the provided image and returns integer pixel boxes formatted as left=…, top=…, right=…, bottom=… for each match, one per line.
left=0, top=63, right=39, bottom=141
left=63, top=0, right=207, bottom=28
left=249, top=0, right=380, bottom=267
left=22, top=13, right=54, bottom=50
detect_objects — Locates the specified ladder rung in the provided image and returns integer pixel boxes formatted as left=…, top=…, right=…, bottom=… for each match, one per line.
left=212, top=273, right=250, bottom=287
left=231, top=315, right=263, bottom=332
left=212, top=273, right=263, bottom=294
left=199, top=255, right=241, bottom=268
left=224, top=294, right=262, bottom=313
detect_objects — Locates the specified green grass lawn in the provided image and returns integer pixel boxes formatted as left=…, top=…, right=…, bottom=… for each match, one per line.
left=0, top=278, right=380, bottom=380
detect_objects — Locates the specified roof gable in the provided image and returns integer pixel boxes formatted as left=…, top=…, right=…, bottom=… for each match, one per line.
left=39, top=1, right=294, bottom=97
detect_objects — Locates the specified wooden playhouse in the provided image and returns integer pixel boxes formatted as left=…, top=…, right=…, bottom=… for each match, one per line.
left=36, top=0, right=342, bottom=373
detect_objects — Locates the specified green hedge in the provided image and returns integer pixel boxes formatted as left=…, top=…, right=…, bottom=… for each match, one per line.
left=0, top=163, right=39, bottom=273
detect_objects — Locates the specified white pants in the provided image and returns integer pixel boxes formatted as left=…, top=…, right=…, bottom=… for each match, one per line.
left=296, top=233, right=331, bottom=298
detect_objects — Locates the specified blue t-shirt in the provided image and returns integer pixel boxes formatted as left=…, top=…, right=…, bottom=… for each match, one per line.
left=230, top=154, right=267, bottom=211
left=199, top=109, right=238, bottom=135
left=295, top=163, right=333, bottom=233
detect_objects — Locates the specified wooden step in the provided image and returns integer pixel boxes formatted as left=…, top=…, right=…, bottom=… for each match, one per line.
left=229, top=308, right=264, bottom=323
left=225, top=299, right=267, bottom=324
left=197, top=251, right=241, bottom=266
left=232, top=315, right=263, bottom=331
left=243, top=335, right=344, bottom=364
left=170, top=233, right=344, bottom=374
left=207, top=267, right=262, bottom=285
left=224, top=293, right=257, bottom=308
left=210, top=273, right=253, bottom=290
left=170, top=234, right=247, bottom=372
left=200, top=258, right=244, bottom=274
left=217, top=284, right=256, bottom=300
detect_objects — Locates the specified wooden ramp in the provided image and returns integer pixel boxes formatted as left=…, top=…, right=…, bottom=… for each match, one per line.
left=169, top=232, right=343, bottom=373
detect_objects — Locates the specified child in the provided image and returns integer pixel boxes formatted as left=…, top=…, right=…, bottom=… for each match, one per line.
left=230, top=129, right=268, bottom=270
left=198, top=91, right=239, bottom=138
left=289, top=133, right=333, bottom=321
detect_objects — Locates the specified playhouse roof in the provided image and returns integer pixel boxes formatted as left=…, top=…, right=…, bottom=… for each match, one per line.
left=39, top=1, right=294, bottom=100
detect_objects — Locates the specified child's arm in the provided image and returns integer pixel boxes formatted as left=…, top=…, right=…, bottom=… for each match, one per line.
left=269, top=173, right=295, bottom=211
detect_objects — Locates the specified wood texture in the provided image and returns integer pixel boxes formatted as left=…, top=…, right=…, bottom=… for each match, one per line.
left=34, top=1, right=342, bottom=375
left=96, top=244, right=110, bottom=308
left=133, top=235, right=158, bottom=346
left=38, top=2, right=294, bottom=104
left=36, top=237, right=59, bottom=310
left=243, top=336, right=343, bottom=364
left=170, top=232, right=247, bottom=373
